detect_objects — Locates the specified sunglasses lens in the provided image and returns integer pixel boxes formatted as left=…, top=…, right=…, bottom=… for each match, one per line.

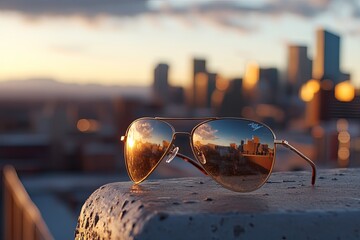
left=192, top=119, right=275, bottom=192
left=125, top=119, right=174, bottom=183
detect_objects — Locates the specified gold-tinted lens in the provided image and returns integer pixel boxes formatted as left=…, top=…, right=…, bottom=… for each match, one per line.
left=125, top=119, right=174, bottom=183
left=192, top=119, right=275, bottom=192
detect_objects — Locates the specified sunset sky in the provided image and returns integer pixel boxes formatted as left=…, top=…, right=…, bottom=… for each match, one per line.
left=1, top=0, right=359, bottom=87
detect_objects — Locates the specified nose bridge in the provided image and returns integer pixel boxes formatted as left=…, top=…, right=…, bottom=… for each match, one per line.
left=173, top=131, right=191, bottom=138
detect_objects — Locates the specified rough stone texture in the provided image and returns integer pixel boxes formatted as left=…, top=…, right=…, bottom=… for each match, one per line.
left=75, top=169, right=360, bottom=240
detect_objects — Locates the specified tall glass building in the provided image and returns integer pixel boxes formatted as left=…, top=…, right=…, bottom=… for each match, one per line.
left=313, top=29, right=341, bottom=83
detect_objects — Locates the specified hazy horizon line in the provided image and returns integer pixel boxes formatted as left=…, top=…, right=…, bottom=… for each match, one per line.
left=0, top=77, right=153, bottom=88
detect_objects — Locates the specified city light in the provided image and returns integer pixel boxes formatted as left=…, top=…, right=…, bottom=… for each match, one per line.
left=311, top=125, right=324, bottom=138
left=243, top=61, right=259, bottom=90
left=299, top=83, right=313, bottom=102
left=337, top=118, right=351, bottom=168
left=338, top=131, right=350, bottom=144
left=77, top=119, right=100, bottom=133
left=211, top=90, right=224, bottom=108
left=215, top=75, right=229, bottom=91
left=300, top=79, right=321, bottom=102
left=300, top=84, right=313, bottom=102
left=307, top=79, right=321, bottom=93
left=336, top=118, right=349, bottom=132
left=338, top=147, right=350, bottom=160
left=335, top=81, right=355, bottom=102
left=77, top=119, right=90, bottom=132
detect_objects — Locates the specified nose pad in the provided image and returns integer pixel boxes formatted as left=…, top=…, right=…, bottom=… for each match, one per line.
left=194, top=147, right=207, bottom=164
left=198, top=152, right=207, bottom=164
left=165, top=146, right=179, bottom=163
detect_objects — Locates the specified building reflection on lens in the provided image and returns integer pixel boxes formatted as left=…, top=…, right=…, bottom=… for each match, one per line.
left=127, top=138, right=171, bottom=182
left=193, top=123, right=275, bottom=192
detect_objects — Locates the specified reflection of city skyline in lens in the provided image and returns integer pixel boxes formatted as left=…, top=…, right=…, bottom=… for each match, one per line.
left=192, top=119, right=275, bottom=192
left=193, top=120, right=274, bottom=148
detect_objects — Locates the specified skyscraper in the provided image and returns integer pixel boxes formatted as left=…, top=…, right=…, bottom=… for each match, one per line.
left=219, top=78, right=245, bottom=117
left=304, top=29, right=358, bottom=127
left=153, top=63, right=169, bottom=103
left=313, top=29, right=341, bottom=82
left=259, top=67, right=279, bottom=104
left=194, top=72, right=208, bottom=108
left=287, top=45, right=312, bottom=96
left=207, top=73, right=217, bottom=108
left=192, top=58, right=207, bottom=108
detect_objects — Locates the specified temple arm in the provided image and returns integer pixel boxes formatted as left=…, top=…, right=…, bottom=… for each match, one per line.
left=176, top=153, right=208, bottom=175
left=274, top=139, right=317, bottom=185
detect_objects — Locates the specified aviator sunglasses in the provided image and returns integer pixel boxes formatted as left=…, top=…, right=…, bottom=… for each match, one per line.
left=121, top=117, right=316, bottom=192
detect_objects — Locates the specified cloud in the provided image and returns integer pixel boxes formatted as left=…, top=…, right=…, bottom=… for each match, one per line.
left=194, top=123, right=218, bottom=141
left=1, top=0, right=359, bottom=33
left=260, top=0, right=333, bottom=18
left=0, top=0, right=152, bottom=18
left=1, top=0, right=358, bottom=19
left=166, top=0, right=360, bottom=35
left=135, top=121, right=154, bottom=139
left=201, top=0, right=358, bottom=18
left=191, top=9, right=256, bottom=34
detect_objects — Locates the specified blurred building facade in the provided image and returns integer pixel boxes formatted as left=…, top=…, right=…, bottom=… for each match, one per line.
left=192, top=58, right=207, bottom=109
left=287, top=46, right=312, bottom=97
left=153, top=63, right=169, bottom=103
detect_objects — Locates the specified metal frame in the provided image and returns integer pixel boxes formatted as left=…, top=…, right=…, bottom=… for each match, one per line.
left=274, top=139, right=316, bottom=185
left=121, top=117, right=317, bottom=188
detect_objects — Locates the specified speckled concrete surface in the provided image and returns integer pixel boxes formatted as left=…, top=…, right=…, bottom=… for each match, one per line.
left=75, top=168, right=360, bottom=240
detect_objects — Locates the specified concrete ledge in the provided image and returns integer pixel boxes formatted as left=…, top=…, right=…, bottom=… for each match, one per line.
left=75, top=169, right=360, bottom=240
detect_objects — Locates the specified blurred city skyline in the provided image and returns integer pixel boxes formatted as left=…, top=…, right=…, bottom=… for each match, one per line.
left=1, top=0, right=360, bottom=87
left=2, top=1, right=360, bottom=237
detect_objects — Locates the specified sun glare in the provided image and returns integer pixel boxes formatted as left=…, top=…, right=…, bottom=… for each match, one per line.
left=127, top=135, right=135, bottom=149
